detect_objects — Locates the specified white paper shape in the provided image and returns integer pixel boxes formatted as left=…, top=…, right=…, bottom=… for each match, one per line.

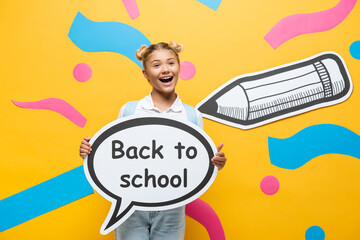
left=196, top=51, right=352, bottom=129
left=83, top=115, right=217, bottom=235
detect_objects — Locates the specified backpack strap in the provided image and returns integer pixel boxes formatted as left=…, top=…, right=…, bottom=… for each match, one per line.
left=123, top=101, right=139, bottom=117
left=182, top=103, right=198, bottom=125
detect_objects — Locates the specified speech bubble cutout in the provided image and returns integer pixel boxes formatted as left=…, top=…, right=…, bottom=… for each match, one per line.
left=84, top=115, right=217, bottom=235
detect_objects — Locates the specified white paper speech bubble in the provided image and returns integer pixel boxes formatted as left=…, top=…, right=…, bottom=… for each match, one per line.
left=84, top=115, right=217, bottom=235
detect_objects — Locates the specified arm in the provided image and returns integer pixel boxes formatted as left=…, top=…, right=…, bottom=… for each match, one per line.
left=196, top=110, right=227, bottom=170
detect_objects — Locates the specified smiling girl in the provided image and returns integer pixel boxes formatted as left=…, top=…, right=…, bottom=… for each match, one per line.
left=80, top=41, right=226, bottom=240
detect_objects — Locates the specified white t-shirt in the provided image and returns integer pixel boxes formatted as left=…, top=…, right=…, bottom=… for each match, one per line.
left=118, top=93, right=204, bottom=130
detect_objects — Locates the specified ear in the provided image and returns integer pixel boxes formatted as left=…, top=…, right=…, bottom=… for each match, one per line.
left=142, top=69, right=149, bottom=80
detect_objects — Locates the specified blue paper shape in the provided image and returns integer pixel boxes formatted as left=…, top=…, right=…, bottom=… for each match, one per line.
left=305, top=226, right=325, bottom=240
left=350, top=41, right=360, bottom=60
left=268, top=124, right=360, bottom=170
left=0, top=166, right=93, bottom=231
left=68, top=12, right=151, bottom=68
left=197, top=0, right=222, bottom=11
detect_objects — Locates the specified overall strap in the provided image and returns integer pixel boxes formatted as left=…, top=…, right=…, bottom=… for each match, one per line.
left=123, top=101, right=139, bottom=117
left=182, top=103, right=197, bottom=125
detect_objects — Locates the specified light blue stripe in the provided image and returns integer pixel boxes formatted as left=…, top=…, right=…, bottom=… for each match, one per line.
left=268, top=124, right=360, bottom=170
left=197, top=0, right=222, bottom=11
left=68, top=12, right=151, bottom=68
left=123, top=101, right=139, bottom=117
left=0, top=166, right=94, bottom=231
left=183, top=103, right=197, bottom=125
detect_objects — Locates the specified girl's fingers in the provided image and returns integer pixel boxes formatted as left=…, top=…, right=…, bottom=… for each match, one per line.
left=216, top=143, right=224, bottom=152
left=81, top=140, right=91, bottom=146
left=212, top=159, right=226, bottom=165
left=215, top=151, right=225, bottom=157
left=79, top=136, right=92, bottom=158
left=80, top=144, right=91, bottom=150
left=80, top=147, right=91, bottom=153
left=212, top=162, right=225, bottom=170
left=211, top=155, right=226, bottom=170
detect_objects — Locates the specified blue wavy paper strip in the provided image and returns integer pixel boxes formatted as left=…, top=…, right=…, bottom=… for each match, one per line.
left=68, top=12, right=151, bottom=68
left=0, top=166, right=93, bottom=232
left=268, top=124, right=360, bottom=170
left=196, top=0, right=222, bottom=10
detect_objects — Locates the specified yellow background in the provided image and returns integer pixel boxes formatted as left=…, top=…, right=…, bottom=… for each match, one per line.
left=1, top=0, right=360, bottom=239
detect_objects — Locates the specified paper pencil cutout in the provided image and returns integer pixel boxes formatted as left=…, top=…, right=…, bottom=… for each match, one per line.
left=196, top=52, right=352, bottom=129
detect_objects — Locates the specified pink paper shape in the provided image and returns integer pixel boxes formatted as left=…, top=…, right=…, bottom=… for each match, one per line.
left=186, top=199, right=225, bottom=240
left=264, top=0, right=357, bottom=49
left=122, top=0, right=140, bottom=20
left=12, top=98, right=87, bottom=128
left=260, top=176, right=280, bottom=195
left=180, top=61, right=196, bottom=80
left=73, top=63, right=92, bottom=82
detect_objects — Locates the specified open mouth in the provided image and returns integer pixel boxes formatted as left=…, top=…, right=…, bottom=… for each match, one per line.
left=159, top=76, right=173, bottom=83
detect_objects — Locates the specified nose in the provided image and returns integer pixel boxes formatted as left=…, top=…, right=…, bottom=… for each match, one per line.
left=161, top=64, right=170, bottom=73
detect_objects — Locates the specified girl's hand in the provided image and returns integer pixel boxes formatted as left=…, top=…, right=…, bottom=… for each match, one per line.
left=79, top=136, right=92, bottom=158
left=211, top=143, right=227, bottom=170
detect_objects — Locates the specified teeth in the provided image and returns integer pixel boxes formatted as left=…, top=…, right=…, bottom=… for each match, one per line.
left=160, top=76, right=173, bottom=82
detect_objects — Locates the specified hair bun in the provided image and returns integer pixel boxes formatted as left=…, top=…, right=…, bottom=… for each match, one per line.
left=169, top=41, right=183, bottom=53
left=135, top=45, right=148, bottom=61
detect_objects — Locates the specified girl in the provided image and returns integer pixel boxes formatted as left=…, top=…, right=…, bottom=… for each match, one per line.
left=80, top=41, right=227, bottom=240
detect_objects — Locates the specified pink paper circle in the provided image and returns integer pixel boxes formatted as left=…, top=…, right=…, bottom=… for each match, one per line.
left=73, top=63, right=92, bottom=82
left=179, top=61, right=196, bottom=80
left=260, top=176, right=280, bottom=195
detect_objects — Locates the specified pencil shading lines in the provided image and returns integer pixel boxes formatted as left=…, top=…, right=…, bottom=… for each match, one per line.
left=122, top=0, right=140, bottom=20
left=68, top=11, right=151, bottom=68
left=314, top=61, right=333, bottom=97
left=218, top=105, right=247, bottom=121
left=249, top=81, right=322, bottom=103
left=11, top=98, right=87, bottom=128
left=268, top=124, right=360, bottom=170
left=196, top=52, right=352, bottom=130
left=245, top=70, right=317, bottom=91
left=264, top=0, right=357, bottom=49
left=249, top=89, right=320, bottom=119
left=249, top=87, right=324, bottom=117
left=196, top=0, right=222, bottom=11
